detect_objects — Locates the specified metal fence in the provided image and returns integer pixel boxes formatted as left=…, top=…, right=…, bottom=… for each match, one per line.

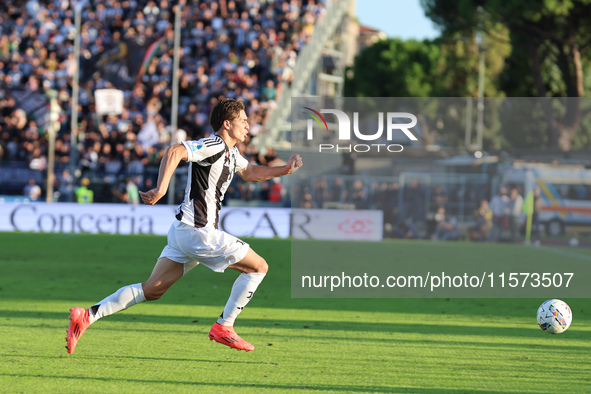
left=294, top=172, right=491, bottom=226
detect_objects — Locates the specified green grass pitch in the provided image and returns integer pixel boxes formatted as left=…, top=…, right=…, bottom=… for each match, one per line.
left=0, top=232, right=590, bottom=393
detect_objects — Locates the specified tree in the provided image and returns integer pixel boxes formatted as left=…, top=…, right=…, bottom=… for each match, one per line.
left=422, top=0, right=591, bottom=150
left=345, top=35, right=510, bottom=148
left=345, top=39, right=442, bottom=98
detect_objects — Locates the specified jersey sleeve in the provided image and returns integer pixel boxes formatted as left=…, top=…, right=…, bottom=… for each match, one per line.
left=182, top=137, right=225, bottom=163
left=234, top=149, right=249, bottom=172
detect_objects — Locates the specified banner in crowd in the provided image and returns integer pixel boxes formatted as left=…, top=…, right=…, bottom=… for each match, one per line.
left=0, top=203, right=383, bottom=241
left=10, top=89, right=49, bottom=129
left=80, top=37, right=161, bottom=90
left=94, top=89, right=124, bottom=115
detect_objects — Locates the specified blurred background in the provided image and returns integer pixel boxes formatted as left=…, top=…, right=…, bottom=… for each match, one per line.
left=1, top=0, right=591, bottom=243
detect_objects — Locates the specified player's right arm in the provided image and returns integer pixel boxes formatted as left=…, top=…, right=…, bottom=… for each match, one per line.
left=140, top=144, right=188, bottom=205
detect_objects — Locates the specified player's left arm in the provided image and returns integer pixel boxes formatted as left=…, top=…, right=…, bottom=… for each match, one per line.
left=237, top=154, right=303, bottom=182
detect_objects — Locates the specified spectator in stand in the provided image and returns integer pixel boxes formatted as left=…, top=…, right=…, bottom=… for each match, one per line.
left=469, top=199, right=493, bottom=241
left=299, top=189, right=316, bottom=209
left=113, top=177, right=141, bottom=204
left=58, top=169, right=74, bottom=202
left=269, top=178, right=283, bottom=203
left=385, top=182, right=400, bottom=221
left=23, top=178, right=42, bottom=201
left=434, top=206, right=459, bottom=241
left=374, top=182, right=389, bottom=210
left=259, top=180, right=270, bottom=201
left=393, top=220, right=420, bottom=240
left=261, top=79, right=276, bottom=101
left=313, top=176, right=328, bottom=208
left=329, top=177, right=347, bottom=204
left=126, top=177, right=141, bottom=205
left=430, top=186, right=448, bottom=212
left=350, top=179, right=368, bottom=209
left=489, top=187, right=509, bottom=241
left=76, top=178, right=93, bottom=204
left=137, top=115, right=160, bottom=150
left=508, top=187, right=523, bottom=242
left=404, top=180, right=425, bottom=223
left=256, top=147, right=284, bottom=167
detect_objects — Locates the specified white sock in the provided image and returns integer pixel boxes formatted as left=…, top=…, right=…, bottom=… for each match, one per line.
left=217, top=272, right=266, bottom=326
left=88, top=283, right=146, bottom=324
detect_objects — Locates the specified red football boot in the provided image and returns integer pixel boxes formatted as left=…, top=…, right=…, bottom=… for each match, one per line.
left=66, top=307, right=90, bottom=354
left=208, top=323, right=255, bottom=351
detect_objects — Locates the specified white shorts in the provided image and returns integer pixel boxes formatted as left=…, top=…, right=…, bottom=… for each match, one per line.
left=159, top=220, right=250, bottom=273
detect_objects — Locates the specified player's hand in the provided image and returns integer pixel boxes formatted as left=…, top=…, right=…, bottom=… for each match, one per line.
left=286, top=154, right=303, bottom=174
left=140, top=188, right=165, bottom=205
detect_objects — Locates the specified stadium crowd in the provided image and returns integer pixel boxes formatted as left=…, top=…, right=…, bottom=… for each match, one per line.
left=0, top=0, right=327, bottom=202
left=294, top=175, right=546, bottom=243
left=295, top=175, right=505, bottom=241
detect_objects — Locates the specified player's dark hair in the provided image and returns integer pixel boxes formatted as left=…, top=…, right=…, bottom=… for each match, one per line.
left=209, top=98, right=245, bottom=133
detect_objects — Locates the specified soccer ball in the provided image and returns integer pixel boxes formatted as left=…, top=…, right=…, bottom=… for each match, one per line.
left=537, top=299, right=572, bottom=334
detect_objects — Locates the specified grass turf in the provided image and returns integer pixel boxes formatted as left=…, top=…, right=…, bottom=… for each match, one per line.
left=0, top=232, right=590, bottom=393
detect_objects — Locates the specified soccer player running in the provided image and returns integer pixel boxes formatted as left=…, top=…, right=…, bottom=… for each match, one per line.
left=66, top=99, right=303, bottom=353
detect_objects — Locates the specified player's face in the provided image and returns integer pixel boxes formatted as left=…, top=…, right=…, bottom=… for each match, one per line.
left=228, top=110, right=249, bottom=142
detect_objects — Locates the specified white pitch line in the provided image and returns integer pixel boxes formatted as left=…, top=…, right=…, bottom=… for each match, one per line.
left=535, top=245, right=591, bottom=262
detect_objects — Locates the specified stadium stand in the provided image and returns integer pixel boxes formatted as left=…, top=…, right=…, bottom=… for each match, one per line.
left=0, top=0, right=328, bottom=202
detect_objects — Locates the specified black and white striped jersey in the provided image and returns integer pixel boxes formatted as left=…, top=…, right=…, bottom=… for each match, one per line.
left=176, top=135, right=249, bottom=229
